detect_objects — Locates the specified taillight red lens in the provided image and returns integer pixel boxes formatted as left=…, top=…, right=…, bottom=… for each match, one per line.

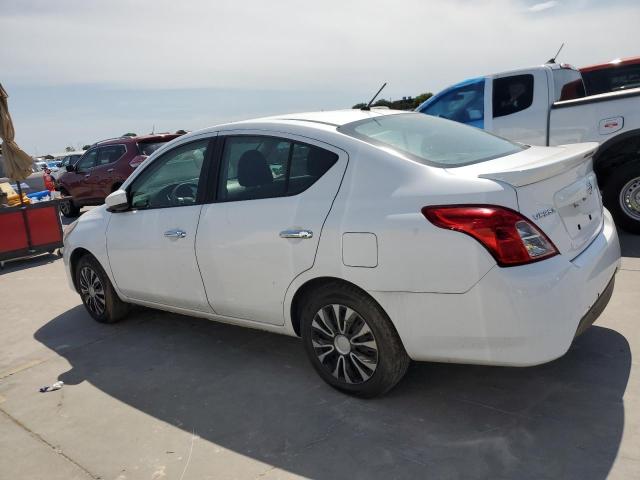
left=422, top=205, right=558, bottom=267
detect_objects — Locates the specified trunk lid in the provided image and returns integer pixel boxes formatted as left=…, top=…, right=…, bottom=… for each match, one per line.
left=447, top=143, right=603, bottom=258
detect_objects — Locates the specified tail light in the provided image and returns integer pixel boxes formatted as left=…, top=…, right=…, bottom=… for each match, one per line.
left=422, top=205, right=558, bottom=267
left=129, top=155, right=148, bottom=168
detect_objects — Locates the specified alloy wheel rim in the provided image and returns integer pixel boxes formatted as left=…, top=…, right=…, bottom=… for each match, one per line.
left=79, top=266, right=106, bottom=316
left=311, top=304, right=378, bottom=384
left=619, top=176, right=640, bottom=221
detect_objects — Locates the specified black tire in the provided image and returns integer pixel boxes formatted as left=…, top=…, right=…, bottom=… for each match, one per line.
left=300, top=282, right=410, bottom=398
left=75, top=254, right=129, bottom=323
left=60, top=197, right=81, bottom=218
left=602, top=162, right=640, bottom=234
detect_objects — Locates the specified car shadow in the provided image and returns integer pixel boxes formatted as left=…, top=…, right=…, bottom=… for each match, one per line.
left=35, top=307, right=630, bottom=480
left=618, top=228, right=640, bottom=258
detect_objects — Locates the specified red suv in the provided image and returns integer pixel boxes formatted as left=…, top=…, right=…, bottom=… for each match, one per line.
left=580, top=56, right=640, bottom=95
left=58, top=133, right=182, bottom=217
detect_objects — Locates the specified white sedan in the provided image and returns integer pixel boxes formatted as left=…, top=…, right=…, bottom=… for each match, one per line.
left=63, top=109, right=621, bottom=397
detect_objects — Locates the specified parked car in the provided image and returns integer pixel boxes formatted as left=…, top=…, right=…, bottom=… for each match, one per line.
left=52, top=152, right=84, bottom=182
left=416, top=62, right=640, bottom=232
left=57, top=133, right=182, bottom=217
left=581, top=56, right=640, bottom=95
left=46, top=161, right=60, bottom=172
left=34, top=160, right=47, bottom=171
left=63, top=110, right=620, bottom=397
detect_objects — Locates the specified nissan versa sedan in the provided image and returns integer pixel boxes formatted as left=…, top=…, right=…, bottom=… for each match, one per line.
left=63, top=109, right=621, bottom=397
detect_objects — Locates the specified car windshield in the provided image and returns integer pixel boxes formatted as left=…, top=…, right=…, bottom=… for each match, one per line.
left=138, top=141, right=168, bottom=156
left=338, top=113, right=525, bottom=167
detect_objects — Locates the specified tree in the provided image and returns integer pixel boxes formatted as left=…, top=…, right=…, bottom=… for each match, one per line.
left=82, top=145, right=91, bottom=150
left=65, top=146, right=74, bottom=152
left=122, top=132, right=137, bottom=137
left=413, top=92, right=433, bottom=108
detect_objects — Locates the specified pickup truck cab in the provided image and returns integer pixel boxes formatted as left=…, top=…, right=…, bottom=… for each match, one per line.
left=417, top=63, right=640, bottom=232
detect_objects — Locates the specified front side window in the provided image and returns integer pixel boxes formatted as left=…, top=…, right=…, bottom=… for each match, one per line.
left=418, top=79, right=485, bottom=126
left=217, top=136, right=338, bottom=201
left=97, top=145, right=126, bottom=166
left=76, top=150, right=98, bottom=171
left=492, top=74, right=534, bottom=117
left=338, top=113, right=524, bottom=167
left=130, top=139, right=208, bottom=209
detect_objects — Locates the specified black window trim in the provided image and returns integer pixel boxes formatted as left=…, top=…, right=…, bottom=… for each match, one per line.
left=126, top=136, right=217, bottom=212
left=210, top=133, right=340, bottom=204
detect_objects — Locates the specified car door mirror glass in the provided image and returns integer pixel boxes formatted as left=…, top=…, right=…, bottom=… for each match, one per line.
left=105, top=189, right=129, bottom=212
left=66, top=164, right=75, bottom=172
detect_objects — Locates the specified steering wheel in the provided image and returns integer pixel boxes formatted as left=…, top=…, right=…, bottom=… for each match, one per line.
left=170, top=182, right=198, bottom=205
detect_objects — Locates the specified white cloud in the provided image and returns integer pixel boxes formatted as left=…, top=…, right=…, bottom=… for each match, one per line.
left=528, top=1, right=559, bottom=12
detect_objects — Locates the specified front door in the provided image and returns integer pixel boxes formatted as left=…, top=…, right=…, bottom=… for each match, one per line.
left=92, top=144, right=126, bottom=199
left=106, top=137, right=214, bottom=312
left=196, top=132, right=348, bottom=325
left=67, top=148, right=98, bottom=200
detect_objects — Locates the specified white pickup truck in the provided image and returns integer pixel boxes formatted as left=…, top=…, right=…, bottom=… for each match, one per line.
left=417, top=63, right=640, bottom=232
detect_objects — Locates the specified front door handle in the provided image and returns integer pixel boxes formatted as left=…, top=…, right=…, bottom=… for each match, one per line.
left=279, top=229, right=313, bottom=239
left=164, top=229, right=187, bottom=239
left=107, top=168, right=114, bottom=173
left=84, top=174, right=90, bottom=178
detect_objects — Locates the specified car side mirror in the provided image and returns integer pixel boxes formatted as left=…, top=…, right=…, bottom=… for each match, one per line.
left=105, top=189, right=129, bottom=212
left=66, top=164, right=75, bottom=172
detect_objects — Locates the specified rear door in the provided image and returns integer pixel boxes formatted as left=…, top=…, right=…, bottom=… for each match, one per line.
left=195, top=132, right=347, bottom=325
left=489, top=70, right=549, bottom=145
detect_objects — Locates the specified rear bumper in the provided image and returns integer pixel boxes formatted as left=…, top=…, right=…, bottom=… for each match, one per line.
left=370, top=209, right=621, bottom=366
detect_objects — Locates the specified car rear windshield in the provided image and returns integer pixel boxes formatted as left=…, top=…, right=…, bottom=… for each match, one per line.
left=337, top=113, right=525, bottom=167
left=137, top=141, right=169, bottom=156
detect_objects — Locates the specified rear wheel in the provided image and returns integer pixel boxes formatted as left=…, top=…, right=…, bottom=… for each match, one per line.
left=603, top=162, right=640, bottom=234
left=60, top=196, right=81, bottom=218
left=301, top=282, right=410, bottom=398
left=75, top=255, right=129, bottom=323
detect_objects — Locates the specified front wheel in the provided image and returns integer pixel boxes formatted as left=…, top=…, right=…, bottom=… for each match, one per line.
left=603, top=162, right=640, bottom=234
left=75, top=255, right=129, bottom=323
left=301, top=282, right=410, bottom=398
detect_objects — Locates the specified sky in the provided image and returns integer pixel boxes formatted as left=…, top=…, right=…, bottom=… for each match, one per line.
left=1, top=0, right=639, bottom=154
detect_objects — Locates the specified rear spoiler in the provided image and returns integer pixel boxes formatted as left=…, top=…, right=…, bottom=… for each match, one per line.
left=478, top=143, right=597, bottom=187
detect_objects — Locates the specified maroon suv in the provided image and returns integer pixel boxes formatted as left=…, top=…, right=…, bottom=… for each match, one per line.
left=58, top=133, right=182, bottom=217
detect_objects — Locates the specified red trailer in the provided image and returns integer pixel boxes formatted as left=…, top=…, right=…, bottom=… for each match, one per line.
left=0, top=200, right=63, bottom=268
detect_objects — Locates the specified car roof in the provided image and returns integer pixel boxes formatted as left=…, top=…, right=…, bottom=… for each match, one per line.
left=580, top=56, right=640, bottom=73
left=95, top=133, right=182, bottom=146
left=190, top=109, right=407, bottom=137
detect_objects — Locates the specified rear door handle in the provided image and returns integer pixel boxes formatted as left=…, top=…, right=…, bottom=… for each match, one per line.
left=164, top=229, right=187, bottom=239
left=279, top=229, right=313, bottom=239
left=107, top=168, right=114, bottom=173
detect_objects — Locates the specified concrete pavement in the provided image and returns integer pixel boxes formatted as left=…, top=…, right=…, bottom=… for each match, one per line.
left=0, top=231, right=639, bottom=479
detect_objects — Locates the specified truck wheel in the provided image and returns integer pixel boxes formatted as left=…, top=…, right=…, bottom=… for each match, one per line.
left=603, top=162, right=640, bottom=234
left=60, top=197, right=81, bottom=218
left=300, top=282, right=410, bottom=398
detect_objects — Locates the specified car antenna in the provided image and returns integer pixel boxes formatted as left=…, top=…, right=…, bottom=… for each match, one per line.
left=361, top=82, right=387, bottom=111
left=547, top=43, right=564, bottom=64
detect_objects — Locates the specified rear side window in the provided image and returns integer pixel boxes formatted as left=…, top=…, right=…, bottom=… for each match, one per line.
left=492, top=74, right=534, bottom=117
left=338, top=113, right=524, bottom=167
left=217, top=136, right=338, bottom=202
left=138, top=142, right=168, bottom=156
left=97, top=145, right=126, bottom=166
